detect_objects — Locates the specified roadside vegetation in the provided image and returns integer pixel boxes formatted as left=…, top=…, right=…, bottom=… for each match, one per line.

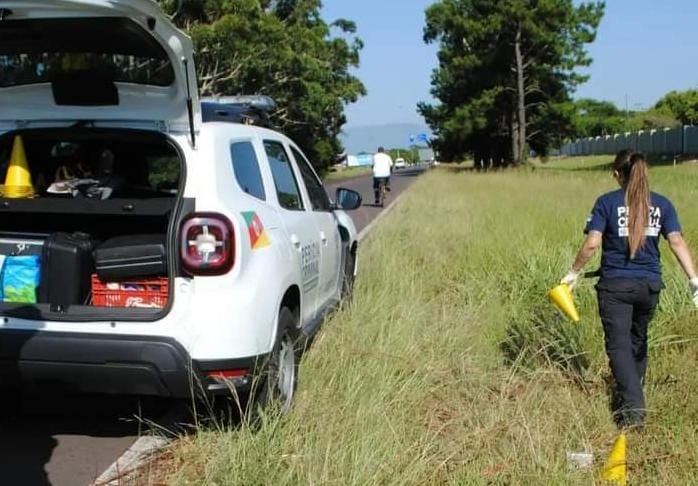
left=388, top=148, right=422, bottom=165
left=151, top=157, right=698, bottom=484
left=323, top=166, right=372, bottom=183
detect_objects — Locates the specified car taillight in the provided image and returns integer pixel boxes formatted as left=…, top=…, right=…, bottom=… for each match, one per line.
left=206, top=369, right=250, bottom=389
left=180, top=213, right=234, bottom=275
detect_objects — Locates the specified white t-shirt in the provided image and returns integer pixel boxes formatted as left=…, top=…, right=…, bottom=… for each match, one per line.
left=372, top=153, right=393, bottom=178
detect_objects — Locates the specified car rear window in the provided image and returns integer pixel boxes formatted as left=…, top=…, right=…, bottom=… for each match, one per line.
left=264, top=141, right=304, bottom=211
left=0, top=18, right=175, bottom=88
left=231, top=141, right=266, bottom=201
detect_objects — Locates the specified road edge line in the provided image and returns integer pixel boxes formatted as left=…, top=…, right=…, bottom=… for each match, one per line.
left=358, top=190, right=407, bottom=242
left=92, top=436, right=169, bottom=486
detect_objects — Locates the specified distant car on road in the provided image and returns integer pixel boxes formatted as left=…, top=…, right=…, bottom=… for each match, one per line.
left=394, top=158, right=407, bottom=170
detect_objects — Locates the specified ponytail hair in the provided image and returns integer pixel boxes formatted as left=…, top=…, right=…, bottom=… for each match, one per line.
left=613, top=151, right=650, bottom=259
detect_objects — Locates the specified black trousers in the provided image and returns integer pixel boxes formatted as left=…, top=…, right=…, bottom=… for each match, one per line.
left=596, top=278, right=662, bottom=426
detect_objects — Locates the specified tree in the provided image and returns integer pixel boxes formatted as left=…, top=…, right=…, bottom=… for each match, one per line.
left=655, top=90, right=698, bottom=126
left=420, top=0, right=603, bottom=166
left=571, top=98, right=680, bottom=138
left=624, top=109, right=680, bottom=132
left=573, top=98, right=627, bottom=137
left=388, top=148, right=420, bottom=164
left=159, top=0, right=365, bottom=171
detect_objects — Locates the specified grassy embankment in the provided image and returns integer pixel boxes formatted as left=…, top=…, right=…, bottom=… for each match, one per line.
left=323, top=166, right=372, bottom=183
left=160, top=155, right=698, bottom=484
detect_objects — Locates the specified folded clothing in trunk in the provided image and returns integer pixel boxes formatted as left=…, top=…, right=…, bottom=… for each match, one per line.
left=40, top=232, right=96, bottom=307
left=94, top=234, right=166, bottom=281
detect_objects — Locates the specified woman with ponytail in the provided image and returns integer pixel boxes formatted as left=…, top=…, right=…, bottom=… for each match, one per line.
left=561, top=150, right=698, bottom=429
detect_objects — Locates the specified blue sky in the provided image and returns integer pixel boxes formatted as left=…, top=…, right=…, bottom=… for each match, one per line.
left=323, top=0, right=437, bottom=128
left=323, top=0, right=698, bottom=128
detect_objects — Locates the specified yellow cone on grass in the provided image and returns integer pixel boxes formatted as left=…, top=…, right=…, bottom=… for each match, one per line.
left=547, top=283, right=580, bottom=323
left=601, top=433, right=627, bottom=485
left=2, top=135, right=34, bottom=198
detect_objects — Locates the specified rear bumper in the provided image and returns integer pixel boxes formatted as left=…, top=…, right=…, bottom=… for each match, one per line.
left=0, top=330, right=264, bottom=398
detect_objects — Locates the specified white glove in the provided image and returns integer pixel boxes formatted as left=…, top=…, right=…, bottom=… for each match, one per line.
left=560, top=270, right=581, bottom=290
left=689, top=277, right=698, bottom=308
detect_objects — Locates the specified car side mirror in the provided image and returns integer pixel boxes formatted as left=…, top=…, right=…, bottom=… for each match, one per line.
left=334, top=187, right=362, bottom=210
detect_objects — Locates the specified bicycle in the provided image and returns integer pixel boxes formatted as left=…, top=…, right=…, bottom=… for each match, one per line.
left=377, top=178, right=388, bottom=207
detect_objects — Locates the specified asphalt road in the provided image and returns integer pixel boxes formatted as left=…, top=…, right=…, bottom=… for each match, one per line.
left=325, top=165, right=426, bottom=234
left=0, top=165, right=425, bottom=486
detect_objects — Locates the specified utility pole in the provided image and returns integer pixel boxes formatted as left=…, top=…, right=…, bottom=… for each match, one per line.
left=625, top=93, right=629, bottom=121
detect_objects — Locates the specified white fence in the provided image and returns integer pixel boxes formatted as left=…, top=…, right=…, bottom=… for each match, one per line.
left=558, top=126, right=698, bottom=156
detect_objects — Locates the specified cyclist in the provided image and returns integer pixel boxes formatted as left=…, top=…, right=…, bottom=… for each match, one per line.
left=372, top=147, right=393, bottom=205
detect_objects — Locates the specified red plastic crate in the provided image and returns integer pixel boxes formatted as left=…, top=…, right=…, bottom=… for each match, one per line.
left=91, top=275, right=169, bottom=308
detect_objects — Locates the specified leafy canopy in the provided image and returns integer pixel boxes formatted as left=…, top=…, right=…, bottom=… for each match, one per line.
left=159, top=0, right=365, bottom=171
left=573, top=98, right=627, bottom=137
left=571, top=97, right=681, bottom=138
left=655, top=90, right=698, bottom=126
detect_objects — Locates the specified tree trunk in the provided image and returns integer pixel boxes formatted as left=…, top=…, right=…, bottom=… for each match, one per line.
left=510, top=109, right=519, bottom=166
left=514, top=25, right=526, bottom=165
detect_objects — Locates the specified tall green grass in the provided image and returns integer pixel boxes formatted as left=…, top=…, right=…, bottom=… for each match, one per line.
left=164, top=158, right=698, bottom=485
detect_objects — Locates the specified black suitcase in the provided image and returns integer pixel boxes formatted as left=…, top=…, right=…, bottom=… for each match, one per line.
left=39, top=232, right=96, bottom=307
left=94, top=234, right=166, bottom=281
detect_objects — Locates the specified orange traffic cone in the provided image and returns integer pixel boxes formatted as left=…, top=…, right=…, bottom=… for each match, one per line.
left=601, top=433, right=627, bottom=485
left=2, top=135, right=34, bottom=198
left=547, top=283, right=580, bottom=323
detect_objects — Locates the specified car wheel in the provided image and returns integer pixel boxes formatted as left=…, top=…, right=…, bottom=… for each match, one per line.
left=254, top=307, right=299, bottom=414
left=342, top=244, right=356, bottom=300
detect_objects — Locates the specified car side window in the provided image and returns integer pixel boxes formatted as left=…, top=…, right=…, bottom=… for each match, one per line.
left=230, top=141, right=266, bottom=201
left=264, top=140, right=304, bottom=211
left=291, top=147, right=331, bottom=212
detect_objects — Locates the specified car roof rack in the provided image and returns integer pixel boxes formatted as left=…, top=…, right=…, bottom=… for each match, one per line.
left=201, top=95, right=277, bottom=128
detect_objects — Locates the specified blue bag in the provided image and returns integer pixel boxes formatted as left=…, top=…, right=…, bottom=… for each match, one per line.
left=1, top=255, right=41, bottom=303
left=0, top=255, right=5, bottom=301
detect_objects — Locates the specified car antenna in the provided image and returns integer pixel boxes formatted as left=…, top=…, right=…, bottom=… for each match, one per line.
left=182, top=57, right=196, bottom=148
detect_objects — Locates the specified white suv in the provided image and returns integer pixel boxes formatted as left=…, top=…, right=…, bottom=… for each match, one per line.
left=0, top=0, right=361, bottom=409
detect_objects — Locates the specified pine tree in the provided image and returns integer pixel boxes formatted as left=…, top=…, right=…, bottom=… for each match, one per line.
left=420, top=0, right=603, bottom=166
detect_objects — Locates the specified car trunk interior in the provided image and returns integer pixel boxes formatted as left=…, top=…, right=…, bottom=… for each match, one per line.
left=0, top=127, right=185, bottom=320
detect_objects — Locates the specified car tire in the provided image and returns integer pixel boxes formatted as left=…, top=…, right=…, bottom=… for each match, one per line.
left=251, top=307, right=300, bottom=415
left=341, top=244, right=356, bottom=300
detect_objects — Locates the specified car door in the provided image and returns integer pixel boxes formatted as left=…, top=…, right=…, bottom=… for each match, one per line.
left=262, top=139, right=321, bottom=324
left=289, top=145, right=342, bottom=308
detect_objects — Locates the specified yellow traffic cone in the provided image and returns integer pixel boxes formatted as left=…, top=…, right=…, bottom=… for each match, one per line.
left=2, top=135, right=34, bottom=198
left=547, top=283, right=580, bottom=323
left=601, top=433, right=627, bottom=485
